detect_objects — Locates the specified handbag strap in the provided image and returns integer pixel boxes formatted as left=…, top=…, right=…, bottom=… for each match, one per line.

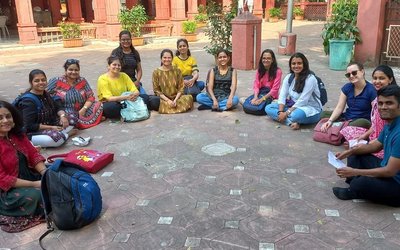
left=47, top=153, right=68, bottom=163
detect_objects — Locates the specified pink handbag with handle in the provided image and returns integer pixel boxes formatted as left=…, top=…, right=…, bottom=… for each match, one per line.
left=313, top=118, right=351, bottom=145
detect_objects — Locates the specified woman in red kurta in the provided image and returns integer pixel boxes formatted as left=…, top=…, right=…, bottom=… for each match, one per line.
left=0, top=100, right=47, bottom=232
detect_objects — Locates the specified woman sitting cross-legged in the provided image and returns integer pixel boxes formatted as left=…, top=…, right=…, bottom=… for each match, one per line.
left=172, top=38, right=205, bottom=98
left=265, top=52, right=322, bottom=130
left=152, top=49, right=193, bottom=114
left=196, top=49, right=239, bottom=111
left=0, top=100, right=47, bottom=232
left=14, top=69, right=75, bottom=148
left=320, top=62, right=376, bottom=133
left=242, top=49, right=282, bottom=115
left=47, top=59, right=103, bottom=129
left=97, top=55, right=146, bottom=119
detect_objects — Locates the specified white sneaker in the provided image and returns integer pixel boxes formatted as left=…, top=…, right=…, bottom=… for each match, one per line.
left=239, top=97, right=246, bottom=105
left=72, top=136, right=91, bottom=147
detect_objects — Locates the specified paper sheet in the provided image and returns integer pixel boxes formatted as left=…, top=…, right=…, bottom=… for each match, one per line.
left=349, top=139, right=368, bottom=148
left=328, top=151, right=346, bottom=169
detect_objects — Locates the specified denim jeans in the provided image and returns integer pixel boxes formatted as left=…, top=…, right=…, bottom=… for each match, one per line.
left=196, top=93, right=239, bottom=110
left=265, top=102, right=321, bottom=126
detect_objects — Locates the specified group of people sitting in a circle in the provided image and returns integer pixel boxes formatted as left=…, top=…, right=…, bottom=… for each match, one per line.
left=1, top=29, right=400, bottom=233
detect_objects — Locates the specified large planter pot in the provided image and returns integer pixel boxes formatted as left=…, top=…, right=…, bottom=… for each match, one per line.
left=132, top=37, right=144, bottom=46
left=62, top=38, right=83, bottom=48
left=269, top=17, right=279, bottom=23
left=183, top=33, right=198, bottom=42
left=294, top=15, right=304, bottom=20
left=329, top=39, right=355, bottom=71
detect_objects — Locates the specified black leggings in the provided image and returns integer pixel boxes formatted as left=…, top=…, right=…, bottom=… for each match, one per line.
left=102, top=94, right=154, bottom=119
left=347, top=154, right=400, bottom=207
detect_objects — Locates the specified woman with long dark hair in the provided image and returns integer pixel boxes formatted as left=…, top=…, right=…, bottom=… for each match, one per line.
left=265, top=52, right=322, bottom=130
left=13, top=69, right=75, bottom=147
left=0, top=100, right=47, bottom=232
left=242, top=49, right=282, bottom=115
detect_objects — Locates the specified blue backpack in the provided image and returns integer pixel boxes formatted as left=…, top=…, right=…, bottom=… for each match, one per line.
left=39, top=160, right=102, bottom=248
left=288, top=72, right=328, bottom=106
left=13, top=92, right=61, bottom=111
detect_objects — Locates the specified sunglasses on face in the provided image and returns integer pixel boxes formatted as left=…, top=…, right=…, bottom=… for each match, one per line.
left=66, top=59, right=80, bottom=64
left=345, top=70, right=358, bottom=78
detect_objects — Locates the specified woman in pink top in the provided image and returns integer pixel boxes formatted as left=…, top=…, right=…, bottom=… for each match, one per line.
left=340, top=65, right=397, bottom=159
left=243, top=49, right=282, bottom=115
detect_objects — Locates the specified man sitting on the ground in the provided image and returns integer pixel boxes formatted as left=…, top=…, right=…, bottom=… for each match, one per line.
left=332, top=84, right=400, bottom=207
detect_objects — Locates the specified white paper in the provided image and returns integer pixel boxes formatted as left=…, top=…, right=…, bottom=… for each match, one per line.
left=349, top=139, right=368, bottom=148
left=328, top=151, right=346, bottom=169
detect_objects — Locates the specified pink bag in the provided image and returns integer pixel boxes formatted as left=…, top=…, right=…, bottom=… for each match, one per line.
left=313, top=118, right=350, bottom=145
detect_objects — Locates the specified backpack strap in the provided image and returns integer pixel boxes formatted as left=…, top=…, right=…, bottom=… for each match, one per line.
left=47, top=154, right=68, bottom=163
left=14, top=93, right=43, bottom=112
left=39, top=224, right=54, bottom=250
left=288, top=73, right=295, bottom=86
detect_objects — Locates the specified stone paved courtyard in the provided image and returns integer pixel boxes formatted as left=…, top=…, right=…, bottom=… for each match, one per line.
left=1, top=20, right=400, bottom=249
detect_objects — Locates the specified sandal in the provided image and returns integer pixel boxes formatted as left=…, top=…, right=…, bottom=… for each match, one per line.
left=72, top=136, right=91, bottom=147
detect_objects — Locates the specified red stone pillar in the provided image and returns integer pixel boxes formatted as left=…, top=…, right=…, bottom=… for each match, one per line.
left=83, top=0, right=94, bottom=22
left=92, top=0, right=107, bottom=38
left=354, top=0, right=386, bottom=65
left=15, top=0, right=39, bottom=44
left=105, top=0, right=122, bottom=41
left=198, top=0, right=206, bottom=7
left=326, top=0, right=334, bottom=19
left=231, top=12, right=262, bottom=70
left=170, top=0, right=186, bottom=35
left=67, top=0, right=84, bottom=23
left=48, top=0, right=62, bottom=26
left=187, top=0, right=198, bottom=20
left=126, top=0, right=139, bottom=9
left=253, top=0, right=263, bottom=19
left=155, top=0, right=170, bottom=22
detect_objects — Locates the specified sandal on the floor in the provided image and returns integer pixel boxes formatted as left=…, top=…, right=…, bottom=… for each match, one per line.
left=72, top=136, right=91, bottom=147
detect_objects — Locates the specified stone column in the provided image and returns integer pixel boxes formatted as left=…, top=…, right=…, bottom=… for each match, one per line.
left=126, top=0, right=139, bottom=9
left=67, top=0, right=84, bottom=23
left=92, top=0, right=107, bottom=38
left=155, top=0, right=170, bottom=22
left=83, top=0, right=94, bottom=22
left=15, top=0, right=39, bottom=44
left=105, top=0, right=122, bottom=41
left=198, top=0, right=206, bottom=8
left=170, top=0, right=186, bottom=35
left=253, top=0, right=263, bottom=19
left=48, top=0, right=62, bottom=26
left=187, top=0, right=198, bottom=20
left=354, top=0, right=386, bottom=65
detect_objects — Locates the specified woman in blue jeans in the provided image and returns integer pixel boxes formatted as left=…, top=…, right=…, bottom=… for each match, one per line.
left=265, top=52, right=322, bottom=130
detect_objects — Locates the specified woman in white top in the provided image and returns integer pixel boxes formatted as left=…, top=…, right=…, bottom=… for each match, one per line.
left=265, top=52, right=322, bottom=130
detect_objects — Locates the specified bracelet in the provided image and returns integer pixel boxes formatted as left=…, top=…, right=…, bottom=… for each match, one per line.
left=83, top=106, right=89, bottom=110
left=60, top=113, right=66, bottom=118
left=286, top=109, right=292, bottom=115
left=328, top=119, right=333, bottom=123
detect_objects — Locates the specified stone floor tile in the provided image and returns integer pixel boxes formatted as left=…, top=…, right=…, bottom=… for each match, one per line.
left=294, top=224, right=310, bottom=233
left=367, top=229, right=385, bottom=239
left=184, top=237, right=201, bottom=247
left=113, top=233, right=131, bottom=243
left=136, top=199, right=150, bottom=206
left=393, top=213, right=400, bottom=220
left=234, top=166, right=245, bottom=171
left=224, top=220, right=240, bottom=229
left=289, top=192, right=303, bottom=200
left=230, top=189, right=242, bottom=195
left=259, top=242, right=275, bottom=250
left=196, top=201, right=210, bottom=209
left=101, top=171, right=113, bottom=177
left=325, top=209, right=340, bottom=217
left=157, top=217, right=173, bottom=225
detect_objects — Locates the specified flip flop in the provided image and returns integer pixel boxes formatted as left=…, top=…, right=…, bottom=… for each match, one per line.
left=72, top=136, right=91, bottom=147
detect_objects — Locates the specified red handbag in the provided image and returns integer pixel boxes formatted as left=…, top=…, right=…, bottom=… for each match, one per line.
left=313, top=118, right=351, bottom=146
left=47, top=149, right=114, bottom=173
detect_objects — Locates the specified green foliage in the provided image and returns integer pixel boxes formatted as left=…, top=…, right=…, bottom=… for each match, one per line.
left=268, top=7, right=281, bottom=18
left=204, top=1, right=235, bottom=56
left=293, top=6, right=304, bottom=16
left=58, top=22, right=81, bottom=39
left=321, top=0, right=361, bottom=55
left=118, top=4, right=148, bottom=37
left=194, top=13, right=208, bottom=23
left=198, top=4, right=206, bottom=14
left=182, top=21, right=197, bottom=34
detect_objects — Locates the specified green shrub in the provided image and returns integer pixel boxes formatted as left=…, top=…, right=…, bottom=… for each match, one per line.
left=118, top=4, right=148, bottom=37
left=58, top=22, right=81, bottom=39
left=182, top=21, right=197, bottom=34
left=293, top=6, right=304, bottom=16
left=194, top=13, right=208, bottom=23
left=268, top=7, right=281, bottom=18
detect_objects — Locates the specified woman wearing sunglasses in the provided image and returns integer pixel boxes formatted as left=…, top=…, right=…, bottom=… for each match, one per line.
left=320, top=62, right=376, bottom=132
left=47, top=59, right=103, bottom=129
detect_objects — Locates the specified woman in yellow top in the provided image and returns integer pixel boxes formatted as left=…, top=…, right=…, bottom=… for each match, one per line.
left=152, top=49, right=193, bottom=114
left=172, top=38, right=205, bottom=98
left=97, top=55, right=142, bottom=119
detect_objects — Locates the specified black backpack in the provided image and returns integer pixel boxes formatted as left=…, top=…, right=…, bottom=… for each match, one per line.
left=288, top=72, right=328, bottom=106
left=39, top=160, right=102, bottom=249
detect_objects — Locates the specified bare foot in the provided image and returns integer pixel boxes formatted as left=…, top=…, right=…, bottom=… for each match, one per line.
left=290, top=122, right=300, bottom=130
left=68, top=128, right=79, bottom=137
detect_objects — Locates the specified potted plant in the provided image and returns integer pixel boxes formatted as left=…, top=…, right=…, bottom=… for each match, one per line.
left=118, top=4, right=148, bottom=46
left=204, top=1, right=235, bottom=57
left=194, top=4, right=208, bottom=28
left=321, top=0, right=361, bottom=70
left=182, top=20, right=198, bottom=42
left=58, top=22, right=83, bottom=48
left=293, top=6, right=304, bottom=20
left=268, top=7, right=281, bottom=22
